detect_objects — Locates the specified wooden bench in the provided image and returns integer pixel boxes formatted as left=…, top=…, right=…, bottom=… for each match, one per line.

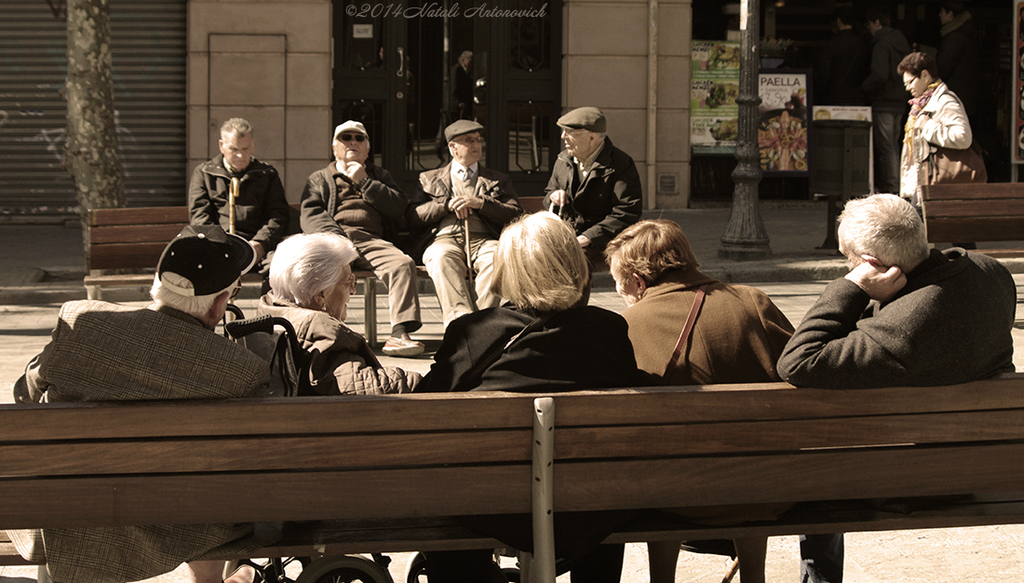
left=84, top=198, right=546, bottom=347
left=921, top=183, right=1024, bottom=257
left=5, top=375, right=1024, bottom=582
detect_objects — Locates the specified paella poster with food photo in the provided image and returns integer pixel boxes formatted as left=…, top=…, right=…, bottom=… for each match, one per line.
left=691, top=41, right=740, bottom=154
left=758, top=70, right=811, bottom=174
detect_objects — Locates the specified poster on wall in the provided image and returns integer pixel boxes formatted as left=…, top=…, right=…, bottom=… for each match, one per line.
left=757, top=70, right=811, bottom=174
left=1015, top=1, right=1024, bottom=163
left=690, top=41, right=740, bottom=154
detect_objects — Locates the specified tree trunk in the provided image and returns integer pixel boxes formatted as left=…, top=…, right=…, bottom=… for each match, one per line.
left=64, top=0, right=125, bottom=272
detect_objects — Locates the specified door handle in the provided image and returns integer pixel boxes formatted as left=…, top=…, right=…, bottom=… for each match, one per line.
left=397, top=47, right=405, bottom=77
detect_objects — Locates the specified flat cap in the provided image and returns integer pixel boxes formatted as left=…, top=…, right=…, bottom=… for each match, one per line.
left=445, top=120, right=485, bottom=143
left=557, top=107, right=606, bottom=133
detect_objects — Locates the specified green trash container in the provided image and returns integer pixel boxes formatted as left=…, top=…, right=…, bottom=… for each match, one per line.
left=811, top=119, right=872, bottom=249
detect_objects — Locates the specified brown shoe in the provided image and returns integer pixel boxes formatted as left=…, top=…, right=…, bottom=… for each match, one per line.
left=383, top=336, right=425, bottom=357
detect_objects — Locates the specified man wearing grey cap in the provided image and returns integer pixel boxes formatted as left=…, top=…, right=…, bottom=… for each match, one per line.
left=300, top=120, right=425, bottom=356
left=543, top=106, right=643, bottom=271
left=10, top=225, right=273, bottom=583
left=412, top=120, right=522, bottom=327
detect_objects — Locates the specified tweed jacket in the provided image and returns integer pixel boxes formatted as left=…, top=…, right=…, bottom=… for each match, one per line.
left=412, top=162, right=522, bottom=240
left=778, top=248, right=1016, bottom=389
left=257, top=293, right=420, bottom=395
left=623, top=269, right=795, bottom=385
left=542, top=137, right=643, bottom=252
left=188, top=155, right=290, bottom=251
left=9, top=300, right=273, bottom=583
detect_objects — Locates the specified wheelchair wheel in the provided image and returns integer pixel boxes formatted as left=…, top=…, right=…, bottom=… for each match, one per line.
left=294, top=556, right=393, bottom=583
left=404, top=552, right=427, bottom=583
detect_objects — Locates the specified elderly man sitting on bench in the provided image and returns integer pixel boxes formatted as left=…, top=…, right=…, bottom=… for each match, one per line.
left=8, top=225, right=275, bottom=583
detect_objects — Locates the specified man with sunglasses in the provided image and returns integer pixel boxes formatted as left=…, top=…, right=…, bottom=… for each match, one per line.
left=412, top=120, right=522, bottom=328
left=300, top=120, right=425, bottom=356
left=543, top=106, right=642, bottom=273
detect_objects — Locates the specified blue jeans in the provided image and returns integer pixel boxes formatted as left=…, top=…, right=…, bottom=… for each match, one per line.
left=872, top=109, right=904, bottom=194
left=800, top=533, right=844, bottom=583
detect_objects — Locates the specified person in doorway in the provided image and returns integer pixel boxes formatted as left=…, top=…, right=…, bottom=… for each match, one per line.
left=862, top=4, right=912, bottom=194
left=937, top=0, right=979, bottom=121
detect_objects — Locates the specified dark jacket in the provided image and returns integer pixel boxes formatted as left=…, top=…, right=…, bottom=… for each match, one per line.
left=938, top=14, right=979, bottom=119
left=417, top=304, right=655, bottom=394
left=862, top=26, right=912, bottom=112
left=412, top=162, right=523, bottom=240
left=816, top=28, right=869, bottom=106
left=778, top=248, right=1016, bottom=389
left=299, top=163, right=410, bottom=241
left=542, top=137, right=643, bottom=252
left=188, top=155, right=290, bottom=250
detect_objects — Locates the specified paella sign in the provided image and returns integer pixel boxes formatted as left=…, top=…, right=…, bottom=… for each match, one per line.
left=757, top=71, right=809, bottom=174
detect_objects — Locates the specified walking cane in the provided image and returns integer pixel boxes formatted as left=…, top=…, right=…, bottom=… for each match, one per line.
left=228, top=177, right=239, bottom=235
left=463, top=217, right=475, bottom=299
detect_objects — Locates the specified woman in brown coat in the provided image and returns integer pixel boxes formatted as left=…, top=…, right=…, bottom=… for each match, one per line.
left=605, top=220, right=795, bottom=583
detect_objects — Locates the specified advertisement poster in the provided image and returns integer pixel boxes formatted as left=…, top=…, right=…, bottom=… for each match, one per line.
left=690, top=41, right=740, bottom=154
left=1015, top=2, right=1024, bottom=163
left=757, top=70, right=810, bottom=174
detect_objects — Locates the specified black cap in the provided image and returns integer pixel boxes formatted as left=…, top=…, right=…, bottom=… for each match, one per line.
left=557, top=107, right=606, bottom=133
left=445, top=120, right=485, bottom=143
left=157, top=225, right=256, bottom=297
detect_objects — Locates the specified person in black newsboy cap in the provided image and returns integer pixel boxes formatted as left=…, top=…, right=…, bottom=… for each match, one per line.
left=543, top=106, right=642, bottom=274
left=411, top=119, right=523, bottom=328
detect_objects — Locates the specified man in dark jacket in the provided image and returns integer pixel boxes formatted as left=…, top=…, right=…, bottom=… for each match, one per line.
left=816, top=6, right=869, bottom=105
left=937, top=0, right=979, bottom=121
left=862, top=6, right=912, bottom=193
left=777, top=194, right=1017, bottom=583
left=413, top=120, right=522, bottom=328
left=300, top=121, right=424, bottom=357
left=188, top=118, right=291, bottom=277
left=542, top=106, right=642, bottom=271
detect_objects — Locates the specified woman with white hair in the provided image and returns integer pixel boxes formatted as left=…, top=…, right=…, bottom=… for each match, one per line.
left=417, top=212, right=654, bottom=583
left=257, top=232, right=420, bottom=394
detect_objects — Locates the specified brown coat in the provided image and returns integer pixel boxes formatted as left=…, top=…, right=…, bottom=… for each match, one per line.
left=622, top=269, right=794, bottom=385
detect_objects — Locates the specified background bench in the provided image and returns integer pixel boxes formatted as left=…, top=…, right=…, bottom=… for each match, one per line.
left=921, top=183, right=1024, bottom=257
left=4, top=375, right=1024, bottom=582
left=83, top=197, right=546, bottom=347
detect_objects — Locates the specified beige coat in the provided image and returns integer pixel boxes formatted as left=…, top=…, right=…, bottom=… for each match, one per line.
left=900, top=82, right=973, bottom=206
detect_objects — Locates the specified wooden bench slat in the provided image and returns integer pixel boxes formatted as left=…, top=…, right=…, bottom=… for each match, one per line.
left=924, top=199, right=1024, bottom=218
left=924, top=217, right=1024, bottom=243
left=88, top=242, right=174, bottom=270
left=923, top=183, right=1024, bottom=200
left=90, top=223, right=187, bottom=245
left=90, top=206, right=190, bottom=227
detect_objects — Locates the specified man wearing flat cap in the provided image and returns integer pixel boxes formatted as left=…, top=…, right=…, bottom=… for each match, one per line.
left=412, top=120, right=523, bottom=327
left=10, top=225, right=274, bottom=583
left=300, top=120, right=425, bottom=356
left=543, top=106, right=643, bottom=271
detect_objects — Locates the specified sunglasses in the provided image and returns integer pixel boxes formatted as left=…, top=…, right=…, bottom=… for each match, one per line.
left=339, top=133, right=366, bottom=142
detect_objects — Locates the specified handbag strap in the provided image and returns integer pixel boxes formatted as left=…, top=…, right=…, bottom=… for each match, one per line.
left=664, top=284, right=709, bottom=378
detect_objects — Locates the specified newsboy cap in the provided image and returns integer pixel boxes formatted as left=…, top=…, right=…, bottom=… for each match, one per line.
left=557, top=107, right=606, bottom=133
left=445, top=120, right=485, bottom=143
left=157, top=225, right=255, bottom=297
left=333, top=120, right=368, bottom=141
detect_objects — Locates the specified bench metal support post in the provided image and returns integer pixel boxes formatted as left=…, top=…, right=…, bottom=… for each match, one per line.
left=531, top=397, right=556, bottom=583
left=363, top=276, right=378, bottom=347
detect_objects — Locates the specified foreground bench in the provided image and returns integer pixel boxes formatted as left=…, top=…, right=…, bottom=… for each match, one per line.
left=4, top=375, right=1024, bottom=581
left=921, top=183, right=1024, bottom=257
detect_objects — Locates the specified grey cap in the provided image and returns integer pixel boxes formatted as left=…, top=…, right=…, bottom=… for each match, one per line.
left=445, top=120, right=485, bottom=143
left=557, top=107, right=606, bottom=133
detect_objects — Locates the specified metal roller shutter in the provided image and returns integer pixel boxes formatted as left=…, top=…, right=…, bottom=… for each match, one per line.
left=0, top=0, right=186, bottom=214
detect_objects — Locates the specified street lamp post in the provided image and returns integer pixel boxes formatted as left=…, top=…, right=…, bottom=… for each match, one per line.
left=719, top=0, right=772, bottom=260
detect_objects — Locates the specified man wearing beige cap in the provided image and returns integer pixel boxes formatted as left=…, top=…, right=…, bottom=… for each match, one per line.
left=412, top=120, right=522, bottom=327
left=543, top=106, right=642, bottom=271
left=299, top=120, right=424, bottom=356
left=10, top=225, right=273, bottom=583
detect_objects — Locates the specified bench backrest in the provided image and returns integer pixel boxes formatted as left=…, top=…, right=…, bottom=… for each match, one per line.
left=921, top=183, right=1024, bottom=243
left=3, top=376, right=1024, bottom=530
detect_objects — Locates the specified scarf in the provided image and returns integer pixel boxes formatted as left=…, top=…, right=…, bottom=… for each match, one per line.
left=940, top=11, right=971, bottom=37
left=904, top=80, right=942, bottom=158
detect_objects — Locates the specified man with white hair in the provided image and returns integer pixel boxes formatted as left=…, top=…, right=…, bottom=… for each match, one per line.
left=777, top=194, right=1016, bottom=583
left=300, top=120, right=424, bottom=356
left=543, top=106, right=642, bottom=271
left=10, top=225, right=273, bottom=583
